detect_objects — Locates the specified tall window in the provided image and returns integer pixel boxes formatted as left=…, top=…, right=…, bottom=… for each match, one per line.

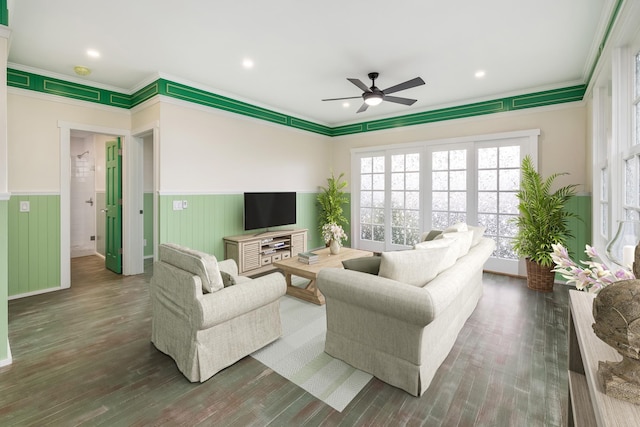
left=601, top=166, right=609, bottom=237
left=625, top=51, right=640, bottom=221
left=359, top=155, right=385, bottom=244
left=431, top=149, right=467, bottom=229
left=476, top=145, right=521, bottom=260
left=635, top=52, right=640, bottom=146
left=390, top=153, right=421, bottom=246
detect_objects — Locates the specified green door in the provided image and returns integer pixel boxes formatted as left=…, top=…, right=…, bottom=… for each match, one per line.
left=105, top=138, right=122, bottom=274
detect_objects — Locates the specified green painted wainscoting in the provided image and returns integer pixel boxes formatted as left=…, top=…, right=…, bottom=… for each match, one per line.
left=0, top=199, right=9, bottom=362
left=564, top=195, right=592, bottom=263
left=158, top=193, right=324, bottom=259
left=144, top=193, right=154, bottom=258
left=7, top=195, right=61, bottom=297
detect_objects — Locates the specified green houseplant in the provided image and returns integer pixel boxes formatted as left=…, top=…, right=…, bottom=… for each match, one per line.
left=512, top=155, right=578, bottom=292
left=317, top=172, right=349, bottom=239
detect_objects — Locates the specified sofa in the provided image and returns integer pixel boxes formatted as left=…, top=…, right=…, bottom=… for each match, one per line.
left=150, top=243, right=287, bottom=382
left=316, top=224, right=495, bottom=396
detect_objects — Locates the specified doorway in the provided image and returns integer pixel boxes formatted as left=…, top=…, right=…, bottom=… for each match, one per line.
left=69, top=131, right=123, bottom=275
left=59, top=121, right=157, bottom=288
left=70, top=131, right=98, bottom=258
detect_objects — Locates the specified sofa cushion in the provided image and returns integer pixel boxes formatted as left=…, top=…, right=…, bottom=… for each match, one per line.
left=467, top=224, right=486, bottom=247
left=159, top=243, right=224, bottom=293
left=379, top=247, right=449, bottom=287
left=435, top=230, right=474, bottom=258
left=414, top=239, right=458, bottom=272
left=342, top=256, right=382, bottom=275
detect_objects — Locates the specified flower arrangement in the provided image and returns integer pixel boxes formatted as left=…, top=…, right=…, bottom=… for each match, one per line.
left=551, top=244, right=635, bottom=294
left=322, top=222, right=347, bottom=246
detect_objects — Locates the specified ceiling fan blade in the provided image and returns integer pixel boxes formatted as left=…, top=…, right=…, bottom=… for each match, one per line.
left=347, top=78, right=371, bottom=93
left=356, top=103, right=369, bottom=113
left=384, top=95, right=417, bottom=106
left=382, top=77, right=425, bottom=95
left=321, top=96, right=362, bottom=101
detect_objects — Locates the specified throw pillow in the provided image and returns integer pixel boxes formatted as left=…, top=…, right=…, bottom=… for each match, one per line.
left=443, top=222, right=468, bottom=233
left=419, top=229, right=443, bottom=242
left=435, top=230, right=474, bottom=258
left=414, top=239, right=458, bottom=273
left=467, top=224, right=486, bottom=247
left=378, top=248, right=447, bottom=287
left=160, top=243, right=225, bottom=293
left=220, top=271, right=237, bottom=287
left=342, top=256, right=382, bottom=275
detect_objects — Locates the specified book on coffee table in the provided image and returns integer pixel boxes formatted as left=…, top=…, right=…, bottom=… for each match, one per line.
left=298, top=251, right=318, bottom=263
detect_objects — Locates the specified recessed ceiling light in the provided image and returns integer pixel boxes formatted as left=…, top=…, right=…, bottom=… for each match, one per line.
left=342, top=102, right=350, bottom=108
left=475, top=70, right=486, bottom=78
left=87, top=49, right=100, bottom=58
left=242, top=58, right=254, bottom=69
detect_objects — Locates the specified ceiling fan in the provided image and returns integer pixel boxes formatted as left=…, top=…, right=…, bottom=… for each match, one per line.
left=322, top=72, right=425, bottom=113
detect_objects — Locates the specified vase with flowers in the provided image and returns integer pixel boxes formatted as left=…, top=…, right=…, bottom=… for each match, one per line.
left=322, top=222, right=347, bottom=255
left=551, top=244, right=635, bottom=294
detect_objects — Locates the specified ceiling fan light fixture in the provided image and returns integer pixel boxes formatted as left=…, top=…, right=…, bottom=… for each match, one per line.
left=363, top=92, right=383, bottom=106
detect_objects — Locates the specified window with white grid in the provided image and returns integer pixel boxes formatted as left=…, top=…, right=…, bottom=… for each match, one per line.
left=625, top=51, right=640, bottom=220
left=390, top=153, right=421, bottom=246
left=601, top=166, right=609, bottom=237
left=358, top=155, right=385, bottom=244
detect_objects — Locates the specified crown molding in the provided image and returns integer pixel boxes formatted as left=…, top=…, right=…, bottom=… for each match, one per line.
left=7, top=66, right=587, bottom=138
left=7, top=86, right=130, bottom=115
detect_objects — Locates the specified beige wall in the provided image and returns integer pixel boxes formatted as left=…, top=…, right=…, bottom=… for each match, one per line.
left=331, top=102, right=590, bottom=193
left=7, top=92, right=130, bottom=192
left=158, top=101, right=332, bottom=193
left=8, top=90, right=588, bottom=195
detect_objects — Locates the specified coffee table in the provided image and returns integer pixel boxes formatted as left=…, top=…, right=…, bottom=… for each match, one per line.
left=273, top=246, right=373, bottom=305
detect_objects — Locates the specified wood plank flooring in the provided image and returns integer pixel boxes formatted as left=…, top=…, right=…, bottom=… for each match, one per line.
left=0, top=256, right=570, bottom=426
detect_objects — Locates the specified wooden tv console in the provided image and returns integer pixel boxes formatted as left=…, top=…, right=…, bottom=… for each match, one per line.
left=223, top=229, right=307, bottom=276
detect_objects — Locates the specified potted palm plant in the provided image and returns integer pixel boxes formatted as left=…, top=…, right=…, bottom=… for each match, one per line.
left=512, top=155, right=578, bottom=292
left=317, top=171, right=348, bottom=244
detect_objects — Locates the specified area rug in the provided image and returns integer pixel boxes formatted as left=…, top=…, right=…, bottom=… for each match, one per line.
left=251, top=290, right=372, bottom=412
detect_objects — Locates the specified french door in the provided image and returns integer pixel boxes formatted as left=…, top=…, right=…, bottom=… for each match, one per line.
left=356, top=149, right=422, bottom=253
left=351, top=130, right=538, bottom=275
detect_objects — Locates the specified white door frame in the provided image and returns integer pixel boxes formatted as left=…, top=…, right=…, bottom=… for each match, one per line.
left=59, top=121, right=139, bottom=287
left=131, top=121, right=160, bottom=263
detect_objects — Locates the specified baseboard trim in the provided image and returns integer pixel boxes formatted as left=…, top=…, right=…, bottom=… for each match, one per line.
left=0, top=340, right=12, bottom=367
left=8, top=286, right=63, bottom=300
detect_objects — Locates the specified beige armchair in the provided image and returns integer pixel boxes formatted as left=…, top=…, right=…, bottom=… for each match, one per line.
left=151, top=243, right=286, bottom=382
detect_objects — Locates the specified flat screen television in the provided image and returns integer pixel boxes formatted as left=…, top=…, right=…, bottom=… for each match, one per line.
left=244, top=192, right=297, bottom=231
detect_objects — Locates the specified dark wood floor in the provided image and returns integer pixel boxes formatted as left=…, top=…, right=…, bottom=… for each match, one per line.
left=0, top=256, right=569, bottom=426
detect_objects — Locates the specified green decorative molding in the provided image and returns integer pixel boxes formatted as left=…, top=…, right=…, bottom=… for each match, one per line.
left=332, top=85, right=586, bottom=136
left=0, top=0, right=7, bottom=26
left=7, top=67, right=583, bottom=137
left=7, top=195, right=61, bottom=296
left=585, top=0, right=624, bottom=85
left=7, top=69, right=132, bottom=108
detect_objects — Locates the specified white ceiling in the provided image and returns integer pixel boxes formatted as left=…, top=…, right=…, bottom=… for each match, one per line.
left=7, top=0, right=610, bottom=126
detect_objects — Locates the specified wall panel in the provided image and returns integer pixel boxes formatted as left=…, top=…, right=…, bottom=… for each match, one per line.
left=8, top=195, right=61, bottom=296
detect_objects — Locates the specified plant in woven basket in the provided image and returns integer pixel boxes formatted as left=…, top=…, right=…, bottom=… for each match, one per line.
left=511, top=155, right=579, bottom=291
